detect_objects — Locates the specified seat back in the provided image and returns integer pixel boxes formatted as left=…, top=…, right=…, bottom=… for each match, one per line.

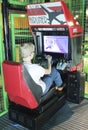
left=2, top=61, right=42, bottom=109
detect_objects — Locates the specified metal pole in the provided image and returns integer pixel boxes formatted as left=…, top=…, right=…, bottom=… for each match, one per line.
left=2, top=0, right=11, bottom=60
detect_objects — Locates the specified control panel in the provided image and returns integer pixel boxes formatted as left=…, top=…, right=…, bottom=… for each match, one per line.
left=35, top=54, right=68, bottom=71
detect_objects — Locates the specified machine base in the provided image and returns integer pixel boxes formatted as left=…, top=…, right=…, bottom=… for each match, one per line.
left=8, top=94, right=66, bottom=130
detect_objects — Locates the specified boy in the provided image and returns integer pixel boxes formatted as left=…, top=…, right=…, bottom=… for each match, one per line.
left=20, top=42, right=63, bottom=96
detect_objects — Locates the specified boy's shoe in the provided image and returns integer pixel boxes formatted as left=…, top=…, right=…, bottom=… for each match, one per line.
left=56, top=86, right=64, bottom=91
left=56, top=83, right=66, bottom=91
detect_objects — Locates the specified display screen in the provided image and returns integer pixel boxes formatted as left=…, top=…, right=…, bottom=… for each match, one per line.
left=43, top=36, right=68, bottom=54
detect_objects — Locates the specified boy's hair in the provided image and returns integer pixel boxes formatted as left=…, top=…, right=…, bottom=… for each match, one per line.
left=20, top=43, right=34, bottom=58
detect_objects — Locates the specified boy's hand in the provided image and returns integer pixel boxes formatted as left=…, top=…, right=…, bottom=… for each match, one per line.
left=46, top=55, right=52, bottom=63
left=44, top=55, right=52, bottom=74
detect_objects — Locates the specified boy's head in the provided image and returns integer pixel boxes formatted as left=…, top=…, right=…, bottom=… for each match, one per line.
left=20, top=43, right=35, bottom=60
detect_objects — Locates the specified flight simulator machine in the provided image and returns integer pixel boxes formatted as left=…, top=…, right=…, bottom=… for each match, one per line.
left=2, top=1, right=85, bottom=130
left=27, top=0, right=85, bottom=103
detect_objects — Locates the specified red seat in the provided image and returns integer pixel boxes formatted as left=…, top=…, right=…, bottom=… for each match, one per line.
left=2, top=60, right=66, bottom=130
left=2, top=61, right=41, bottom=109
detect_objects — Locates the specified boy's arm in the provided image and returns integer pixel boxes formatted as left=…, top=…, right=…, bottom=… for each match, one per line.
left=45, top=55, right=52, bottom=75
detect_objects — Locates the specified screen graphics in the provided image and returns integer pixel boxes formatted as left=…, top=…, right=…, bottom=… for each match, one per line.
left=43, top=36, right=68, bottom=54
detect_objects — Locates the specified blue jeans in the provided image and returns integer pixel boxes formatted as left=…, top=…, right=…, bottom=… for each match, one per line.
left=42, top=67, right=63, bottom=95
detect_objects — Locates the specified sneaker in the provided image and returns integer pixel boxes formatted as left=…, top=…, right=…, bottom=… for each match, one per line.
left=56, top=86, right=64, bottom=91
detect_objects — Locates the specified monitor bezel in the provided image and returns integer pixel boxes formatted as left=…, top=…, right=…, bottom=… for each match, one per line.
left=42, top=31, right=70, bottom=55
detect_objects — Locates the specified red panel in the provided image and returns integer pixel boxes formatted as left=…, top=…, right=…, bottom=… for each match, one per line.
left=70, top=61, right=83, bottom=72
left=26, top=1, right=83, bottom=38
left=2, top=61, right=39, bottom=109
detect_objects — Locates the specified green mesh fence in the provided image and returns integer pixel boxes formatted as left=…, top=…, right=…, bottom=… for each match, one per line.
left=8, top=0, right=45, bottom=5
left=84, top=0, right=88, bottom=41
left=9, top=14, right=33, bottom=61
left=8, top=0, right=30, bottom=5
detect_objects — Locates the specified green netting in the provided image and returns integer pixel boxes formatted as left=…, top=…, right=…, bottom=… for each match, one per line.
left=84, top=81, right=88, bottom=98
left=8, top=0, right=45, bottom=5
left=84, top=0, right=88, bottom=41
left=83, top=57, right=88, bottom=73
left=10, top=14, right=33, bottom=61
left=83, top=43, right=88, bottom=74
left=8, top=0, right=30, bottom=5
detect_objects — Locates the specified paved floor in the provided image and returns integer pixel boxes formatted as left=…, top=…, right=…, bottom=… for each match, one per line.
left=0, top=99, right=88, bottom=130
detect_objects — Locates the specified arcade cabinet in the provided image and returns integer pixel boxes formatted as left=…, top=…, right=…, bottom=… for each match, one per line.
left=27, top=0, right=85, bottom=103
left=2, top=1, right=85, bottom=130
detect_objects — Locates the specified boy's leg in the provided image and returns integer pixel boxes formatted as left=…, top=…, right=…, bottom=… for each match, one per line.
left=50, top=67, right=64, bottom=91
left=42, top=76, right=53, bottom=95
left=49, top=67, right=63, bottom=86
left=42, top=67, right=63, bottom=95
